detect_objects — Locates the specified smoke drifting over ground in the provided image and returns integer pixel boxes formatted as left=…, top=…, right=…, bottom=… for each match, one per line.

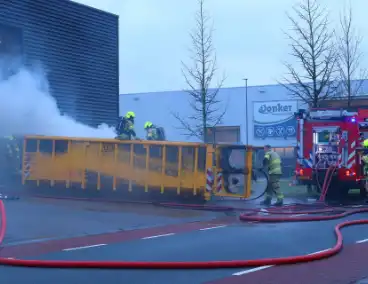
left=0, top=68, right=116, bottom=138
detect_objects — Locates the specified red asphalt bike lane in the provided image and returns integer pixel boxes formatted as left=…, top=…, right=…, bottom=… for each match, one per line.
left=0, top=218, right=234, bottom=258
left=207, top=242, right=368, bottom=284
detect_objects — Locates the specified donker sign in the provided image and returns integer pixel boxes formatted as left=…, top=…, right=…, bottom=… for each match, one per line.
left=253, top=100, right=298, bottom=139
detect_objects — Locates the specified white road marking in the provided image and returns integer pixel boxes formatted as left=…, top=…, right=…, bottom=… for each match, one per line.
left=199, top=225, right=227, bottom=231
left=232, top=248, right=332, bottom=276
left=142, top=233, right=175, bottom=240
left=356, top=238, right=368, bottom=244
left=63, top=244, right=107, bottom=251
left=307, top=249, right=330, bottom=255
left=7, top=257, right=15, bottom=259
left=232, top=265, right=273, bottom=276
left=290, top=214, right=308, bottom=217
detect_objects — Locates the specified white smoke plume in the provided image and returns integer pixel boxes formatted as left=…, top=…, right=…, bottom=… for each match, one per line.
left=0, top=67, right=117, bottom=138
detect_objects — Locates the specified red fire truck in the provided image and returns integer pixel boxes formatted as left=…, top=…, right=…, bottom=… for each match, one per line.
left=294, top=108, right=368, bottom=200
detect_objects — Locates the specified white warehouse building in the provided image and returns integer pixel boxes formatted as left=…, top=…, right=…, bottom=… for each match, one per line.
left=119, top=81, right=368, bottom=152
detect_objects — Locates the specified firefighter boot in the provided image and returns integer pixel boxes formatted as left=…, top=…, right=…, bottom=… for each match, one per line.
left=260, top=198, right=271, bottom=207
left=273, top=198, right=283, bottom=207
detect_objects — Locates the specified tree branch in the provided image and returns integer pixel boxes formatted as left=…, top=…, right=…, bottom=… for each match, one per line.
left=336, top=1, right=367, bottom=106
left=173, top=0, right=226, bottom=142
left=280, top=0, right=338, bottom=107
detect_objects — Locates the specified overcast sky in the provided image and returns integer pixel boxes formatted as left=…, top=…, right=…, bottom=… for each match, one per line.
left=73, top=0, right=368, bottom=94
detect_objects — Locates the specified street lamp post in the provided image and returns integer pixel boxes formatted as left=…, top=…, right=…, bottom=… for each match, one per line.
left=243, top=78, right=249, bottom=145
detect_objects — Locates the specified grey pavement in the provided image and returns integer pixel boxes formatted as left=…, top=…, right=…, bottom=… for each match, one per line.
left=3, top=194, right=312, bottom=245
left=3, top=197, right=225, bottom=245
left=0, top=212, right=368, bottom=284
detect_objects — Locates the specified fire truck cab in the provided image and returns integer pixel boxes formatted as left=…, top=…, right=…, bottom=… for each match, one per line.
left=294, top=108, right=368, bottom=201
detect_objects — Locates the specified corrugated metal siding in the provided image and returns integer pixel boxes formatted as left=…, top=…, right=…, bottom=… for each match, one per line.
left=0, top=0, right=119, bottom=127
left=318, top=97, right=368, bottom=109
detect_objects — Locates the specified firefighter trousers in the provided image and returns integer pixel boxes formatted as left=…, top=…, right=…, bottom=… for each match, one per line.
left=364, top=165, right=368, bottom=176
left=265, top=174, right=284, bottom=201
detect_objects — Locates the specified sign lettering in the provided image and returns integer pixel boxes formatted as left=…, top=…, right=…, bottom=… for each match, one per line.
left=253, top=100, right=298, bottom=140
left=258, top=103, right=292, bottom=114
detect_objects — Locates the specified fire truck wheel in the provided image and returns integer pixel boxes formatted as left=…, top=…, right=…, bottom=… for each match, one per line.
left=324, top=181, right=344, bottom=202
left=307, top=185, right=312, bottom=194
left=315, top=185, right=321, bottom=194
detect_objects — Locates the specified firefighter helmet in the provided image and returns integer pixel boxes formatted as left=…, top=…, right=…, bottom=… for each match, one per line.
left=125, top=111, right=135, bottom=119
left=144, top=121, right=153, bottom=129
left=364, top=139, right=368, bottom=148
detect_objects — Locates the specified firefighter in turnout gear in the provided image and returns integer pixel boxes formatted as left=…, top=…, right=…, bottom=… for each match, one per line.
left=261, top=145, right=284, bottom=206
left=4, top=135, right=20, bottom=174
left=361, top=139, right=368, bottom=176
left=360, top=139, right=368, bottom=195
left=116, top=111, right=136, bottom=140
left=144, top=121, right=159, bottom=140
left=144, top=122, right=166, bottom=141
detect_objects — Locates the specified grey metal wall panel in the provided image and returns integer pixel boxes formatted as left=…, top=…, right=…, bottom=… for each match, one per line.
left=0, top=0, right=119, bottom=127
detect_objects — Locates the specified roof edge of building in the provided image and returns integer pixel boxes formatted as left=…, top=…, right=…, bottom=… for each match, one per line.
left=69, top=0, right=119, bottom=18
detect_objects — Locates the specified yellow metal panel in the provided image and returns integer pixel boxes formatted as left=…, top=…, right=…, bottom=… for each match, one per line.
left=97, top=143, right=102, bottom=190
left=50, top=140, right=55, bottom=187
left=21, top=137, right=231, bottom=204
left=21, top=138, right=27, bottom=185
left=113, top=144, right=118, bottom=190
left=24, top=135, right=205, bottom=147
left=66, top=140, right=71, bottom=188
left=144, top=145, right=150, bottom=192
left=161, top=145, right=166, bottom=194
left=36, top=140, right=40, bottom=187
left=128, top=143, right=134, bottom=191
left=23, top=136, right=210, bottom=199
left=177, top=146, right=182, bottom=195
left=213, top=145, right=252, bottom=199
left=193, top=147, right=198, bottom=195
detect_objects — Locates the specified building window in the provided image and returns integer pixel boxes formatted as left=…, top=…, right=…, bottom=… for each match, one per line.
left=273, top=147, right=295, bottom=157
left=206, top=126, right=240, bottom=143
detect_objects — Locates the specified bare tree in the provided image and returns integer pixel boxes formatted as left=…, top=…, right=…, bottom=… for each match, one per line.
left=336, top=2, right=367, bottom=106
left=173, top=0, right=226, bottom=142
left=281, top=0, right=338, bottom=108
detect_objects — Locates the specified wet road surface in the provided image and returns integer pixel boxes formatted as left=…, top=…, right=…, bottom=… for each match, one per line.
left=3, top=197, right=225, bottom=245
left=0, top=199, right=368, bottom=284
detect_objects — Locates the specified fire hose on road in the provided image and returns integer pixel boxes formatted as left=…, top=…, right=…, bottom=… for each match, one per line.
left=0, top=166, right=367, bottom=269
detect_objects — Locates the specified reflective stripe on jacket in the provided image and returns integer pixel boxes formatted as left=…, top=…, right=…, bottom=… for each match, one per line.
left=264, top=150, right=282, bottom=175
left=4, top=136, right=20, bottom=159
left=146, top=127, right=158, bottom=140
left=362, top=155, right=368, bottom=164
left=127, top=120, right=134, bottom=131
left=117, top=118, right=136, bottom=139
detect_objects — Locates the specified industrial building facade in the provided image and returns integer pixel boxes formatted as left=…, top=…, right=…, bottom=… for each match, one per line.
left=120, top=84, right=303, bottom=148
left=120, top=82, right=368, bottom=177
left=0, top=0, right=119, bottom=127
left=121, top=82, right=368, bottom=147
